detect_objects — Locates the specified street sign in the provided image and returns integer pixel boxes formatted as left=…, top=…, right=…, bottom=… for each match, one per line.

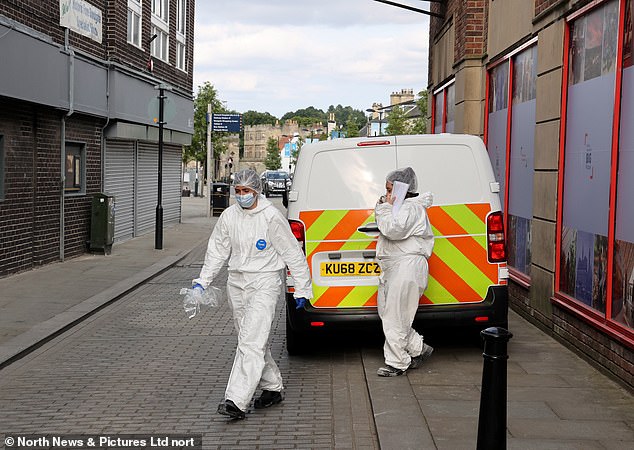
left=211, top=114, right=242, bottom=132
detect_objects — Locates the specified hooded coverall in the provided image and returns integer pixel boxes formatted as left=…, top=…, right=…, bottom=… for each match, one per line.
left=375, top=193, right=434, bottom=370
left=194, top=195, right=312, bottom=412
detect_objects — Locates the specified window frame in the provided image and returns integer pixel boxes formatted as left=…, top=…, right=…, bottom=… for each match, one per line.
left=127, top=0, right=142, bottom=48
left=431, top=78, right=455, bottom=134
left=64, top=142, right=86, bottom=196
left=484, top=41, right=539, bottom=283
left=554, top=0, right=634, bottom=345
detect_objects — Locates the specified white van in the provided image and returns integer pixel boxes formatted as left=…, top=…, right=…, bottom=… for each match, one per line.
left=284, top=134, right=508, bottom=354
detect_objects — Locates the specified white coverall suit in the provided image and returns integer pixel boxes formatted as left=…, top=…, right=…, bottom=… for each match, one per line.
left=194, top=196, right=312, bottom=412
left=375, top=193, right=434, bottom=370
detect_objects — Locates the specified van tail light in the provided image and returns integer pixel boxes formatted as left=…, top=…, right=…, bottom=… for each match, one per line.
left=289, top=220, right=306, bottom=254
left=487, top=211, right=506, bottom=263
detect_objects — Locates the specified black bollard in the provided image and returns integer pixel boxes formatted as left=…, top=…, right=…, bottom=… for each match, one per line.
left=476, top=327, right=513, bottom=450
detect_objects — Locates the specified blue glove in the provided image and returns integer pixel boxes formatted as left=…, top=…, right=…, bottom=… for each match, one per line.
left=295, top=297, right=307, bottom=309
left=192, top=283, right=205, bottom=292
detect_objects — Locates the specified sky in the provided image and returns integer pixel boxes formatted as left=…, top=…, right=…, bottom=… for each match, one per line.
left=193, top=0, right=430, bottom=118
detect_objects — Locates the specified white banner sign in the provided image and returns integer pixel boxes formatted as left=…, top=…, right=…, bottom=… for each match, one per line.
left=60, top=0, right=102, bottom=44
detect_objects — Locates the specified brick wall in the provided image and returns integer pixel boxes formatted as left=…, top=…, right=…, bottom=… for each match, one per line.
left=0, top=0, right=194, bottom=93
left=430, top=0, right=489, bottom=66
left=0, top=98, right=104, bottom=277
left=553, top=308, right=634, bottom=389
left=535, top=0, right=566, bottom=17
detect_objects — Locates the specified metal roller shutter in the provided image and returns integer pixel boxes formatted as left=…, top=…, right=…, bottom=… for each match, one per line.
left=136, top=142, right=158, bottom=236
left=162, top=144, right=182, bottom=226
left=104, top=140, right=135, bottom=243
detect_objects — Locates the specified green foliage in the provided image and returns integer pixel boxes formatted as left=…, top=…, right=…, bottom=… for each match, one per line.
left=264, top=137, right=282, bottom=170
left=242, top=110, right=278, bottom=126
left=183, top=82, right=228, bottom=165
left=327, top=104, right=367, bottom=130
left=346, top=118, right=360, bottom=138
left=281, top=107, right=327, bottom=126
left=409, top=90, right=429, bottom=135
left=385, top=105, right=410, bottom=136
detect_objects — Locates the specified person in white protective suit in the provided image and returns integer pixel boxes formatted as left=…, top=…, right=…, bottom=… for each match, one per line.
left=374, top=167, right=435, bottom=377
left=191, top=169, right=312, bottom=419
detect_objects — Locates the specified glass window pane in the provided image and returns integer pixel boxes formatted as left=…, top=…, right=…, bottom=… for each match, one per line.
left=487, top=61, right=509, bottom=209
left=508, top=47, right=537, bottom=275
left=560, top=0, right=617, bottom=313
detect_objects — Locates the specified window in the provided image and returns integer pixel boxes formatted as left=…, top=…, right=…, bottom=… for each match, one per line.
left=614, top=0, right=634, bottom=330
left=151, top=0, right=169, bottom=62
left=177, top=0, right=186, bottom=35
left=508, top=46, right=537, bottom=276
left=127, top=0, right=142, bottom=47
left=560, top=0, right=617, bottom=314
left=431, top=81, right=455, bottom=134
left=151, top=26, right=169, bottom=62
left=486, top=61, right=509, bottom=205
left=0, top=135, right=4, bottom=200
left=556, top=0, right=634, bottom=339
left=65, top=143, right=85, bottom=194
left=484, top=44, right=538, bottom=278
left=152, top=0, right=169, bottom=23
left=176, top=0, right=187, bottom=71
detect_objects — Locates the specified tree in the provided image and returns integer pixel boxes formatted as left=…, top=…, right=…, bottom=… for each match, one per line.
left=385, top=105, right=410, bottom=135
left=409, top=90, right=429, bottom=135
left=242, top=110, right=278, bottom=126
left=346, top=118, right=360, bottom=138
left=264, top=137, right=282, bottom=170
left=184, top=82, right=228, bottom=169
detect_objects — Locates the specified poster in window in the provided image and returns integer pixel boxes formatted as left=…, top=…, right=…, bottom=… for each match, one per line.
left=584, top=8, right=604, bottom=81
left=570, top=18, right=586, bottom=85
left=624, top=0, right=633, bottom=68
left=434, top=94, right=443, bottom=134
left=613, top=33, right=634, bottom=330
left=602, top=0, right=618, bottom=75
left=560, top=226, right=577, bottom=297
left=445, top=84, right=455, bottom=133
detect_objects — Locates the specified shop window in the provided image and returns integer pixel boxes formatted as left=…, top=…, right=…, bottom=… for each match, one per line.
left=613, top=0, right=634, bottom=329
left=486, top=61, right=509, bottom=208
left=65, top=143, right=85, bottom=195
left=432, top=81, right=454, bottom=133
left=508, top=46, right=538, bottom=276
left=559, top=0, right=618, bottom=314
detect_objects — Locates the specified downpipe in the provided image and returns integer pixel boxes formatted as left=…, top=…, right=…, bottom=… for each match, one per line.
left=60, top=29, right=75, bottom=262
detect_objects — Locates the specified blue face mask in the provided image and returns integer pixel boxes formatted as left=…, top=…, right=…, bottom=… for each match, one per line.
left=235, top=192, right=256, bottom=208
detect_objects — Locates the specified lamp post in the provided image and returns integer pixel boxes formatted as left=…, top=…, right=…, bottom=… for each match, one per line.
left=366, top=108, right=385, bottom=136
left=154, top=83, right=172, bottom=249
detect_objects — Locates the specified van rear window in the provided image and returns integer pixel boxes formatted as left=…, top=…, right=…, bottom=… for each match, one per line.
left=307, top=147, right=396, bottom=210
left=397, top=144, right=484, bottom=204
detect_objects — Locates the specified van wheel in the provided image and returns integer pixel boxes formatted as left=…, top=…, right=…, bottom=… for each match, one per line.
left=286, top=316, right=303, bottom=355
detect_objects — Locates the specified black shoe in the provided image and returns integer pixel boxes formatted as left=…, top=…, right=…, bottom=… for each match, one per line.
left=409, top=344, right=434, bottom=370
left=254, top=390, right=284, bottom=409
left=217, top=399, right=245, bottom=419
left=377, top=365, right=405, bottom=377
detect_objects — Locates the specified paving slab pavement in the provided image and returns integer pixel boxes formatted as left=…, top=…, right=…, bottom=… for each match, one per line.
left=0, top=196, right=215, bottom=367
left=0, top=195, right=632, bottom=449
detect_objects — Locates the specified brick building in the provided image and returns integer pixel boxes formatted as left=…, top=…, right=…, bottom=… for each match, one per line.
left=0, top=0, right=195, bottom=276
left=428, top=0, right=633, bottom=388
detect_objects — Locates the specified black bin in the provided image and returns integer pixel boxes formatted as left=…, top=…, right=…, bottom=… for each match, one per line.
left=211, top=182, right=230, bottom=216
left=90, top=193, right=115, bottom=254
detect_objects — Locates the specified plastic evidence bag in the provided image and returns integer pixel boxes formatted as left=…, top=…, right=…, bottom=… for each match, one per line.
left=180, top=285, right=222, bottom=319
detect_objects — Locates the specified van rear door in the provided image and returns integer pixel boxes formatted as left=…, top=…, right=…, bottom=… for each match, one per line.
left=300, top=139, right=396, bottom=309
left=395, top=135, right=505, bottom=306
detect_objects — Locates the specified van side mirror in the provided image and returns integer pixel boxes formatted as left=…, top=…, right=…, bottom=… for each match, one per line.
left=282, top=188, right=288, bottom=208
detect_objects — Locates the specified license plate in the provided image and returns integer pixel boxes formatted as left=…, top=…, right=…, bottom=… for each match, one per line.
left=320, top=261, right=381, bottom=277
